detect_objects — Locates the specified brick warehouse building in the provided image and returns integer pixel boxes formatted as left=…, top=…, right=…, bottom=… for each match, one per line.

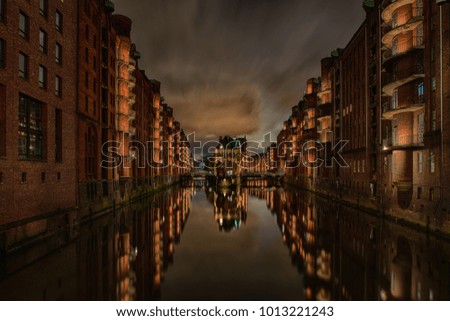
left=0, top=0, right=78, bottom=226
left=276, top=0, right=450, bottom=232
left=0, top=1, right=192, bottom=248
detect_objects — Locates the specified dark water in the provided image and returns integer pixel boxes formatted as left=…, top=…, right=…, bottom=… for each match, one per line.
left=1, top=182, right=449, bottom=300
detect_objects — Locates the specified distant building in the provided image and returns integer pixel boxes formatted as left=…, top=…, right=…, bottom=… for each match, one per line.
left=213, top=136, right=247, bottom=177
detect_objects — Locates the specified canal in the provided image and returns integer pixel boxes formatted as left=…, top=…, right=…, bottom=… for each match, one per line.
left=1, top=182, right=449, bottom=300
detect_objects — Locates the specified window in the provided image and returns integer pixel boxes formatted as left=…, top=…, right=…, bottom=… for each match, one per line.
left=55, top=43, right=62, bottom=64
left=0, top=0, right=5, bottom=22
left=0, top=38, right=5, bottom=68
left=418, top=187, right=422, bottom=199
left=429, top=188, right=435, bottom=201
left=39, top=29, right=47, bottom=53
left=432, top=77, right=437, bottom=91
left=55, top=108, right=62, bottom=162
left=431, top=110, right=437, bottom=131
left=0, top=85, right=5, bottom=157
left=417, top=82, right=424, bottom=103
left=40, top=0, right=48, bottom=17
left=38, top=65, right=47, bottom=89
left=56, top=10, right=62, bottom=32
left=392, top=89, right=398, bottom=109
left=392, top=37, right=399, bottom=55
left=19, top=52, right=28, bottom=79
left=86, top=127, right=96, bottom=178
left=430, top=151, right=435, bottom=173
left=19, top=94, right=44, bottom=160
left=55, top=75, right=62, bottom=97
left=418, top=152, right=423, bottom=173
left=19, top=12, right=29, bottom=39
left=85, top=48, right=89, bottom=64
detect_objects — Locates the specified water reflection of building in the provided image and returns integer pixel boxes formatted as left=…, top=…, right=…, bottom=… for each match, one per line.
left=260, top=186, right=450, bottom=301
left=206, top=187, right=248, bottom=232
left=79, top=188, right=193, bottom=300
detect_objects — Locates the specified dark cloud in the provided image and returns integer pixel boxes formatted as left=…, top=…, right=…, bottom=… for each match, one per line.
left=115, top=0, right=365, bottom=144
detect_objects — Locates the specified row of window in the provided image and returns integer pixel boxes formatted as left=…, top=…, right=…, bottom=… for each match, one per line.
left=19, top=51, right=62, bottom=96
left=0, top=37, right=62, bottom=70
left=39, top=29, right=63, bottom=62
left=0, top=171, right=62, bottom=184
left=18, top=93, right=63, bottom=162
left=19, top=7, right=63, bottom=40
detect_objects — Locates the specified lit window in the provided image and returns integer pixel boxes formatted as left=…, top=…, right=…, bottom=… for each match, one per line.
left=430, top=188, right=435, bottom=201
left=430, top=151, right=435, bottom=173
left=18, top=94, right=44, bottom=160
left=19, top=12, right=29, bottom=39
left=392, top=89, right=398, bottom=109
left=418, top=152, right=423, bottom=173
left=39, top=29, right=47, bottom=53
left=19, top=52, right=28, bottom=79
left=417, top=82, right=424, bottom=103
left=38, top=65, right=47, bottom=89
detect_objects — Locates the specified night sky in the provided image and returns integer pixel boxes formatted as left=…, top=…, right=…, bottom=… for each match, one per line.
left=115, top=0, right=365, bottom=147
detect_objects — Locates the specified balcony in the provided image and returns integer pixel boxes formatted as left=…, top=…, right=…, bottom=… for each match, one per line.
left=383, top=36, right=424, bottom=63
left=382, top=134, right=424, bottom=151
left=129, top=126, right=136, bottom=136
left=381, top=0, right=414, bottom=23
left=382, top=95, right=424, bottom=119
left=382, top=64, right=424, bottom=96
left=117, top=115, right=129, bottom=133
left=128, top=110, right=136, bottom=120
left=128, top=75, right=136, bottom=83
left=128, top=93, right=136, bottom=106
left=382, top=7, right=424, bottom=47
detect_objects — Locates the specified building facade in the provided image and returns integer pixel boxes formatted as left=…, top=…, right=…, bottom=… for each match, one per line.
left=0, top=1, right=192, bottom=251
left=0, top=0, right=78, bottom=227
left=275, top=0, right=450, bottom=232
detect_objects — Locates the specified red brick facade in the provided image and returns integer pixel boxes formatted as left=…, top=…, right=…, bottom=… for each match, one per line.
left=0, top=0, right=78, bottom=226
left=0, top=1, right=191, bottom=233
left=278, top=0, right=450, bottom=232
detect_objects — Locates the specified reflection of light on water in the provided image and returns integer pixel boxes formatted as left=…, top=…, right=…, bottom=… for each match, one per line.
left=379, top=289, right=388, bottom=301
